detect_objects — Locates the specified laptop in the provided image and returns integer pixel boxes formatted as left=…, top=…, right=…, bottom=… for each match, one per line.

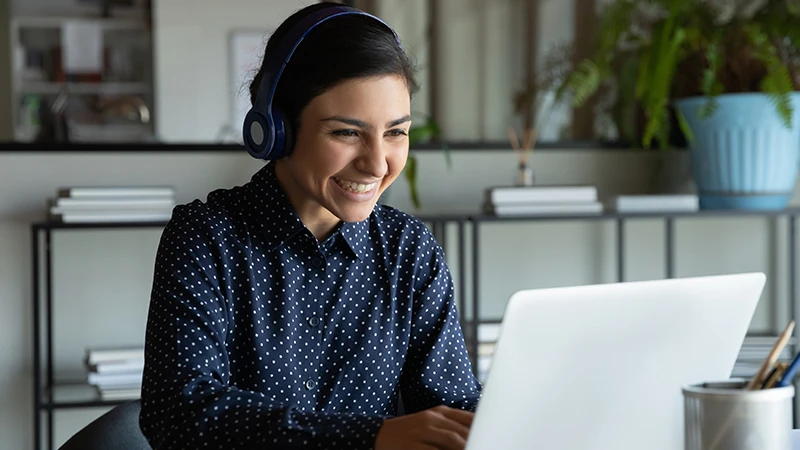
left=465, top=273, right=766, bottom=450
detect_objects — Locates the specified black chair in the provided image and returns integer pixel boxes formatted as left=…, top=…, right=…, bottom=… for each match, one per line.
left=59, top=400, right=152, bottom=450
left=58, top=396, right=405, bottom=449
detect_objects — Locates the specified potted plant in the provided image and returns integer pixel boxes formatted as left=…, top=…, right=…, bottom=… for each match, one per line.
left=403, top=115, right=450, bottom=209
left=557, top=0, right=800, bottom=210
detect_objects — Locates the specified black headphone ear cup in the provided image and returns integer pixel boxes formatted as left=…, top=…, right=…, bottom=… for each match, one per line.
left=243, top=109, right=273, bottom=160
left=279, top=109, right=295, bottom=158
left=272, top=107, right=295, bottom=159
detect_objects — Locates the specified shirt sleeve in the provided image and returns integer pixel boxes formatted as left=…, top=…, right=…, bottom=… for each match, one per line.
left=139, top=205, right=387, bottom=450
left=399, top=235, right=483, bottom=414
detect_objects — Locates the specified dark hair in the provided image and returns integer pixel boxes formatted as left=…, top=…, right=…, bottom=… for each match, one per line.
left=248, top=2, right=418, bottom=130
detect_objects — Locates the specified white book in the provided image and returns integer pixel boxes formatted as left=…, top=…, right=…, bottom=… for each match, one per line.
left=477, top=342, right=496, bottom=357
left=89, top=360, right=145, bottom=375
left=53, top=197, right=176, bottom=210
left=737, top=347, right=793, bottom=360
left=88, top=372, right=143, bottom=387
left=743, top=336, right=798, bottom=346
left=486, top=185, right=597, bottom=205
left=99, top=388, right=141, bottom=401
left=477, top=355, right=493, bottom=374
left=53, top=210, right=173, bottom=223
left=613, top=195, right=699, bottom=213
left=86, top=348, right=145, bottom=365
left=731, top=362, right=762, bottom=377
left=485, top=201, right=603, bottom=217
left=732, top=360, right=792, bottom=377
left=58, top=186, right=175, bottom=199
left=477, top=323, right=502, bottom=343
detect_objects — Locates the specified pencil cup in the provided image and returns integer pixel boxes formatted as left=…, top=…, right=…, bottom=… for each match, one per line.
left=682, top=380, right=794, bottom=450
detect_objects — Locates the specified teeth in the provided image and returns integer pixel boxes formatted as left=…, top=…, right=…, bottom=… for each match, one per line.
left=335, top=178, right=376, bottom=194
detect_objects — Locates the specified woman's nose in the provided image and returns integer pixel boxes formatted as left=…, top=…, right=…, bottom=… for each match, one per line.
left=356, top=135, right=388, bottom=177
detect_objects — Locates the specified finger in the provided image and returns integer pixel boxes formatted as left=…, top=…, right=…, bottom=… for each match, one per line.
left=436, top=413, right=471, bottom=440
left=419, top=427, right=468, bottom=450
left=439, top=407, right=475, bottom=427
left=411, top=445, right=439, bottom=450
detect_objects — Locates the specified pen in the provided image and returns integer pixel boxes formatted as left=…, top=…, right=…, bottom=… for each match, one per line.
left=776, top=350, right=800, bottom=387
left=745, top=320, right=795, bottom=390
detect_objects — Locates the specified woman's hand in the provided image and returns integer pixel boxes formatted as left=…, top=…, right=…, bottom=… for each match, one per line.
left=374, top=405, right=475, bottom=450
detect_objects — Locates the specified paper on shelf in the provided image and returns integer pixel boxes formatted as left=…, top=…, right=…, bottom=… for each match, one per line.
left=62, top=20, right=103, bottom=73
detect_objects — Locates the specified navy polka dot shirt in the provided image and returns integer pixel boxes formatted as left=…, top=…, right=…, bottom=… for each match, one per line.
left=139, top=162, right=482, bottom=449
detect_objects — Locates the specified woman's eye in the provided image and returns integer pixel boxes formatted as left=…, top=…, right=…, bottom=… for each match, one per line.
left=386, top=129, right=408, bottom=138
left=333, top=129, right=359, bottom=138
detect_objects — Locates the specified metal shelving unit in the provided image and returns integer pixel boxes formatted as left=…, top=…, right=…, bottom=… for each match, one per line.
left=31, top=209, right=800, bottom=448
left=461, top=209, right=800, bottom=373
left=19, top=81, right=151, bottom=96
left=10, top=14, right=154, bottom=143
left=31, top=220, right=166, bottom=450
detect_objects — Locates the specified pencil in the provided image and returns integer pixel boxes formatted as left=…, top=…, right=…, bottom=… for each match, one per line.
left=745, top=320, right=795, bottom=390
left=760, top=365, right=780, bottom=389
left=763, top=362, right=789, bottom=389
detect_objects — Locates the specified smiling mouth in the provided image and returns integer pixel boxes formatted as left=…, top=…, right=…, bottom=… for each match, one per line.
left=333, top=177, right=378, bottom=194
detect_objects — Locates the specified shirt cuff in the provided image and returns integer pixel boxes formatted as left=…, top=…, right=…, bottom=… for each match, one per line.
left=284, top=408, right=389, bottom=449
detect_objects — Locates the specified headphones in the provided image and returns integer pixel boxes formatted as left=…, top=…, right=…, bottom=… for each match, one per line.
left=242, top=5, right=402, bottom=160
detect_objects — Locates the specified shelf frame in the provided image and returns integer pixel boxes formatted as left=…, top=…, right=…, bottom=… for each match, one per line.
left=31, top=208, right=800, bottom=449
left=12, top=16, right=150, bottom=31
left=19, top=82, right=152, bottom=96
left=31, top=221, right=165, bottom=450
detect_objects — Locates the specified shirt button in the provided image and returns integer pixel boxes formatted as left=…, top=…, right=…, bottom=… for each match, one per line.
left=304, top=379, right=316, bottom=390
left=308, top=316, right=320, bottom=327
left=311, top=258, right=324, bottom=268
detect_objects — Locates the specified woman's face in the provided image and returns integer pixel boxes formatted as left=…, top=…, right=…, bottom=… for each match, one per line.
left=275, top=74, right=411, bottom=231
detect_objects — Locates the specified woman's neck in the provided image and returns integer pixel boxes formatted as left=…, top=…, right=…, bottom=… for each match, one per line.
left=274, top=161, right=340, bottom=242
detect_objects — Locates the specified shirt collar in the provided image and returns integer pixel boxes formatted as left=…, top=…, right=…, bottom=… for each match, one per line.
left=250, top=162, right=368, bottom=260
left=340, top=219, right=369, bottom=261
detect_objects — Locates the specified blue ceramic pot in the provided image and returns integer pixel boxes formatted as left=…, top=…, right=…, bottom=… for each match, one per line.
left=674, top=93, right=800, bottom=210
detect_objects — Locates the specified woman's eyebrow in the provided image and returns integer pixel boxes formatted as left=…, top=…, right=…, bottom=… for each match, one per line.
left=321, top=115, right=412, bottom=130
left=387, top=115, right=412, bottom=128
left=321, top=116, right=370, bottom=129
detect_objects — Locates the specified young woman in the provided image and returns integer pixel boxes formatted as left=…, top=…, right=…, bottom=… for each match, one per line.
left=139, top=3, right=481, bottom=449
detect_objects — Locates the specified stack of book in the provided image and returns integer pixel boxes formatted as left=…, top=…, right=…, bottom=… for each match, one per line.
left=471, top=322, right=502, bottom=382
left=732, top=335, right=798, bottom=378
left=610, top=194, right=699, bottom=213
left=85, top=347, right=145, bottom=401
left=471, top=328, right=790, bottom=382
left=49, top=186, right=176, bottom=223
left=483, top=185, right=602, bottom=216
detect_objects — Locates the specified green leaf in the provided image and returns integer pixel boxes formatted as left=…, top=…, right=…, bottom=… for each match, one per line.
left=635, top=51, right=651, bottom=101
left=408, top=120, right=437, bottom=144
left=404, top=154, right=420, bottom=209
left=764, top=88, right=794, bottom=128
left=699, top=97, right=719, bottom=119
left=442, top=140, right=452, bottom=170
left=700, top=35, right=724, bottom=104
left=699, top=36, right=722, bottom=121
left=788, top=0, right=800, bottom=16
left=675, top=107, right=695, bottom=145
left=746, top=23, right=795, bottom=127
left=557, top=60, right=602, bottom=107
left=656, top=108, right=672, bottom=149
left=638, top=18, right=687, bottom=148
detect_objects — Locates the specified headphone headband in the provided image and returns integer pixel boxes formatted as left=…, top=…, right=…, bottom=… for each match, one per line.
left=243, top=5, right=402, bottom=160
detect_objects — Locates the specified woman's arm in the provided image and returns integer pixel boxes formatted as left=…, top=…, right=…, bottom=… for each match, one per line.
left=139, top=205, right=387, bottom=450
left=399, top=240, right=483, bottom=414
